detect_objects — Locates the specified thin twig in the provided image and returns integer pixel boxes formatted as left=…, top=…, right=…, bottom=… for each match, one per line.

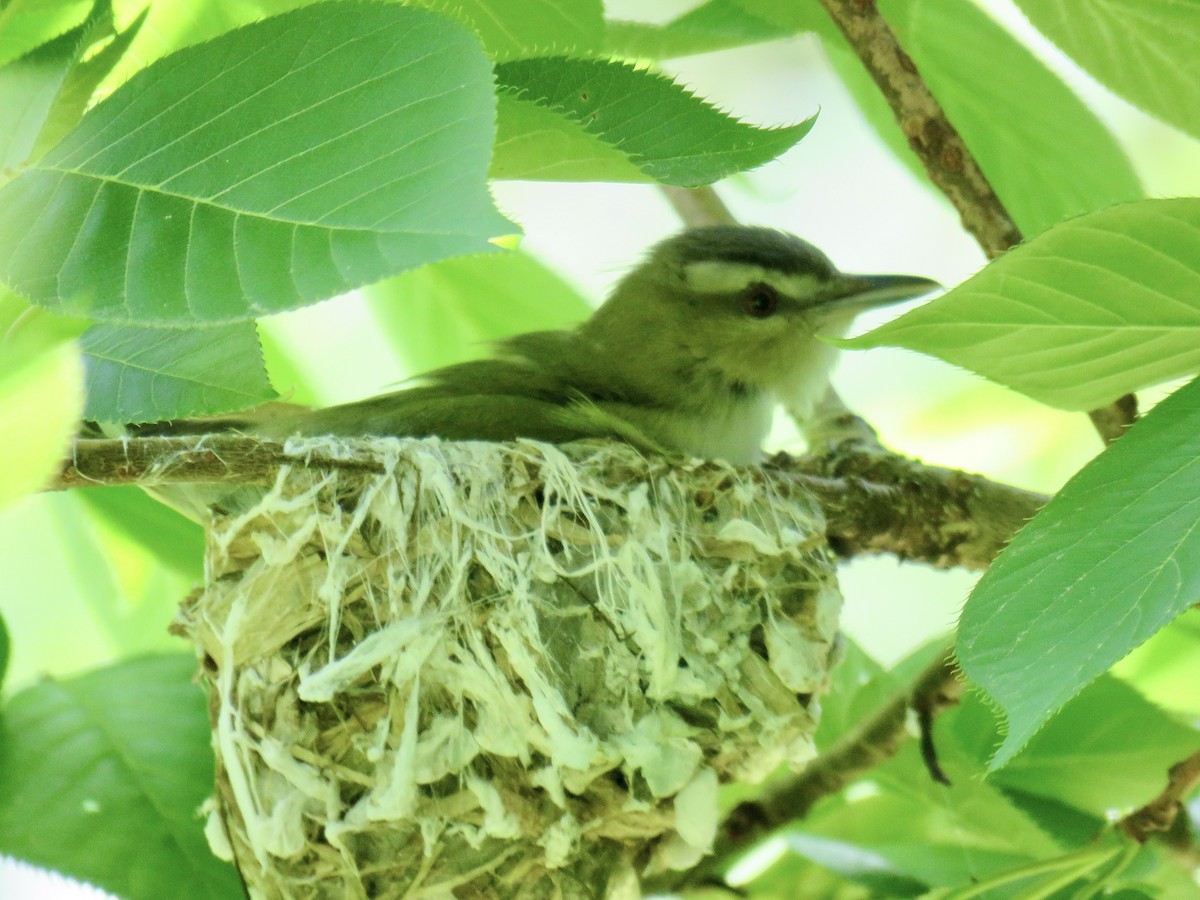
left=815, top=0, right=1135, bottom=443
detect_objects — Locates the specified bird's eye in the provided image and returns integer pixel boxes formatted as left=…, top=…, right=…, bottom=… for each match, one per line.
left=741, top=283, right=779, bottom=318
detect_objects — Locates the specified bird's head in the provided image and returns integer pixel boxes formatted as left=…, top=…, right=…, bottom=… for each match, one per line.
left=581, top=225, right=939, bottom=416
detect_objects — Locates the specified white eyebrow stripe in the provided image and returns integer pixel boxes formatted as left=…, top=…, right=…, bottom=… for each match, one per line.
left=683, top=261, right=823, bottom=297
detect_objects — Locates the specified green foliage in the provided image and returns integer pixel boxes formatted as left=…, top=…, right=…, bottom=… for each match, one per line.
left=81, top=322, right=275, bottom=421
left=364, top=250, right=593, bottom=375
left=0, top=655, right=240, bottom=899
left=0, top=610, right=8, bottom=693
left=493, top=56, right=815, bottom=185
left=881, top=0, right=1142, bottom=237
left=1013, top=0, right=1200, bottom=142
left=0, top=293, right=85, bottom=508
left=845, top=199, right=1200, bottom=409
left=0, top=2, right=512, bottom=325
left=958, top=375, right=1200, bottom=765
left=77, top=486, right=205, bottom=578
left=0, top=0, right=94, bottom=69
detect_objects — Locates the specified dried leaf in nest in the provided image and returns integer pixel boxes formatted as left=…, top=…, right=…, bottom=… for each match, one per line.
left=176, top=437, right=842, bottom=898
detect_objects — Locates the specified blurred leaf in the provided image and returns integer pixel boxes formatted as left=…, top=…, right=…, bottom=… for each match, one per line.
left=0, top=297, right=86, bottom=509
left=364, top=250, right=593, bottom=375
left=605, top=0, right=790, bottom=60
left=0, top=654, right=239, bottom=899
left=1014, top=0, right=1200, bottom=141
left=924, top=845, right=1131, bottom=900
left=997, top=787, right=1105, bottom=847
left=844, top=199, right=1200, bottom=410
left=0, top=0, right=93, bottom=68
left=0, top=0, right=111, bottom=172
left=0, top=2, right=513, bottom=325
left=890, top=0, right=1142, bottom=237
left=783, top=833, right=928, bottom=895
left=957, top=374, right=1200, bottom=768
left=81, top=322, right=275, bottom=422
left=953, top=677, right=1199, bottom=820
left=493, top=92, right=649, bottom=182
left=0, top=609, right=9, bottom=692
left=412, top=0, right=603, bottom=59
left=78, top=487, right=204, bottom=578
left=738, top=0, right=1142, bottom=237
left=1114, top=613, right=1200, bottom=718
left=492, top=56, right=814, bottom=186
left=28, top=6, right=148, bottom=162
left=813, top=637, right=890, bottom=748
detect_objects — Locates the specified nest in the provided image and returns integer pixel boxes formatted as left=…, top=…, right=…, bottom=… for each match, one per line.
left=176, top=438, right=842, bottom=898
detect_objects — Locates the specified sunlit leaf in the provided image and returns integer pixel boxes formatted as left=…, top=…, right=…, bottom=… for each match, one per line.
left=492, top=92, right=649, bottom=182
left=28, top=6, right=148, bottom=162
left=364, top=250, right=593, bottom=375
left=734, top=0, right=1141, bottom=237
left=492, top=56, right=814, bottom=186
left=81, top=323, right=275, bottom=422
left=991, top=677, right=1199, bottom=813
left=0, top=654, right=239, bottom=899
left=0, top=2, right=513, bottom=325
left=0, top=0, right=93, bottom=68
left=605, top=0, right=789, bottom=60
left=0, top=0, right=111, bottom=172
left=1014, top=0, right=1200, bottom=141
left=958, top=374, right=1200, bottom=767
left=0, top=297, right=85, bottom=508
left=843, top=199, right=1200, bottom=410
left=78, top=487, right=204, bottom=578
left=412, top=0, right=603, bottom=59
left=0, top=610, right=9, bottom=692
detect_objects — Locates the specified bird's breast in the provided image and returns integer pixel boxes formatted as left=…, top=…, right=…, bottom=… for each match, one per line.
left=634, top=393, right=776, bottom=465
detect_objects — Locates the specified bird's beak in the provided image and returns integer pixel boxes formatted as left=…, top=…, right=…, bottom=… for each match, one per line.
left=820, top=273, right=942, bottom=312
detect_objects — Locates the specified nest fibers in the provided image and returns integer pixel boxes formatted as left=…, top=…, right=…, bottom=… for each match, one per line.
left=176, top=437, right=842, bottom=898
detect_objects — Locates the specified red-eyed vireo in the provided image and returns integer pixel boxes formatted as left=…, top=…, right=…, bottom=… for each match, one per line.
left=179, top=227, right=939, bottom=464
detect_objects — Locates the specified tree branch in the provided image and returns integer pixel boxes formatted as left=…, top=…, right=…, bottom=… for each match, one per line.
left=816, top=0, right=1134, bottom=450
left=816, top=0, right=1020, bottom=258
left=1118, top=747, right=1200, bottom=844
left=56, top=436, right=1045, bottom=572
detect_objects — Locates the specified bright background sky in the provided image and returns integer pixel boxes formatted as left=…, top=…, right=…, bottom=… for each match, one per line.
left=4, top=0, right=1200, bottom=894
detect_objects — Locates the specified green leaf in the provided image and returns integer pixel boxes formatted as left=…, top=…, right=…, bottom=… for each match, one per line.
left=0, top=0, right=93, bottom=68
left=886, top=0, right=1142, bottom=237
left=605, top=1, right=790, bottom=60
left=80, top=322, right=275, bottom=422
left=0, top=610, right=9, bottom=693
left=844, top=199, right=1200, bottom=410
left=958, top=373, right=1200, bottom=767
left=0, top=0, right=112, bottom=172
left=364, top=249, right=593, bottom=375
left=412, top=0, right=603, bottom=60
left=78, top=486, right=204, bottom=578
left=0, top=654, right=237, bottom=899
left=492, top=56, right=814, bottom=186
left=492, top=91, right=649, bottom=182
left=28, top=6, right=148, bottom=163
left=738, top=0, right=1142, bottom=237
left=783, top=833, right=928, bottom=896
left=1014, top=0, right=1200, bottom=141
left=0, top=2, right=513, bottom=325
left=0, top=296, right=86, bottom=508
left=991, top=677, right=1200, bottom=815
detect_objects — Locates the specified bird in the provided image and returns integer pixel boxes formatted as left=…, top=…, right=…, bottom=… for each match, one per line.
left=149, top=226, right=939, bottom=465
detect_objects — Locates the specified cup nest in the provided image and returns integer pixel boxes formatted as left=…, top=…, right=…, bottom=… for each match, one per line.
left=175, top=437, right=842, bottom=898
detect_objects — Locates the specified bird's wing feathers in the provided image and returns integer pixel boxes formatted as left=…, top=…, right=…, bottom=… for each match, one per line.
left=255, top=331, right=656, bottom=446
